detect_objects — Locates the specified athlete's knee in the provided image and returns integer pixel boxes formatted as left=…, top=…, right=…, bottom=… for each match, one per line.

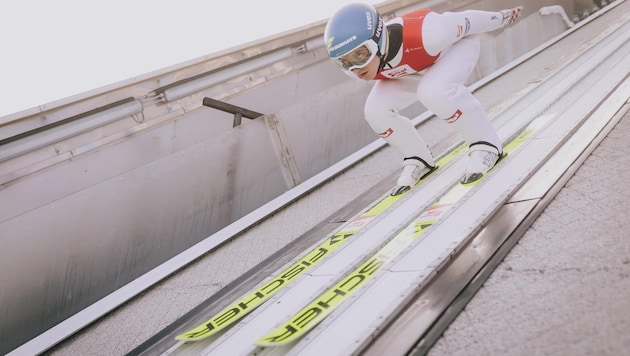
left=417, top=81, right=458, bottom=105
left=364, top=101, right=396, bottom=129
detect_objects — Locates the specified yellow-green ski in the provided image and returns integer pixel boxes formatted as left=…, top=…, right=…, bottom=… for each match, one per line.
left=175, top=144, right=465, bottom=342
left=255, top=116, right=548, bottom=347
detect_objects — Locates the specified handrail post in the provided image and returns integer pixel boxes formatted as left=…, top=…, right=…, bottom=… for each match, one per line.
left=202, top=97, right=263, bottom=127
left=233, top=112, right=242, bottom=127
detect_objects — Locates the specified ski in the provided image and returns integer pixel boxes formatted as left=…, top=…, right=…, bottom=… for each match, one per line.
left=175, top=144, right=466, bottom=342
left=255, top=118, right=545, bottom=347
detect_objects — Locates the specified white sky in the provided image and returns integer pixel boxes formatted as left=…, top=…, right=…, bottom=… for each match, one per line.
left=0, top=0, right=381, bottom=117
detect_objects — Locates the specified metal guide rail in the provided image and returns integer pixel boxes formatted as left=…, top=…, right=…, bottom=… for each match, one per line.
left=144, top=3, right=629, bottom=356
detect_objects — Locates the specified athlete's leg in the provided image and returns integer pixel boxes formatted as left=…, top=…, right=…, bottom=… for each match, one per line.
left=417, top=35, right=503, bottom=183
left=364, top=75, right=436, bottom=195
left=416, top=35, right=502, bottom=151
left=364, top=75, right=434, bottom=164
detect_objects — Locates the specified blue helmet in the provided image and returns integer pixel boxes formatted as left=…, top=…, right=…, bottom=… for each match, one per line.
left=324, top=3, right=387, bottom=71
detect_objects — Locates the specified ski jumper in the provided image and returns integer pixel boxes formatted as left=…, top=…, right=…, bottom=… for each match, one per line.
left=363, top=9, right=507, bottom=164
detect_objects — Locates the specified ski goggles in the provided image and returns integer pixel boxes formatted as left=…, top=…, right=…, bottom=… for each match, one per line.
left=331, top=40, right=379, bottom=71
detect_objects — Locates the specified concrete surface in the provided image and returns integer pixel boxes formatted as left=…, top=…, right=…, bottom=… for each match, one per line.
left=429, top=110, right=630, bottom=356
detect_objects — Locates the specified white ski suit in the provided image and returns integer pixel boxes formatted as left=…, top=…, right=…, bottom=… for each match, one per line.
left=364, top=9, right=509, bottom=165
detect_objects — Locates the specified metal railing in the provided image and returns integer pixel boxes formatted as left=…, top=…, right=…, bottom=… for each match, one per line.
left=202, top=97, right=263, bottom=127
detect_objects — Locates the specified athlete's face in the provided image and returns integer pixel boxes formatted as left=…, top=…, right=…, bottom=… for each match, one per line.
left=351, top=55, right=379, bottom=80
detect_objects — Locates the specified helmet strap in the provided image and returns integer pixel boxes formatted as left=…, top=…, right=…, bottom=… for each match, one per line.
left=378, top=57, right=388, bottom=71
left=377, top=27, right=390, bottom=71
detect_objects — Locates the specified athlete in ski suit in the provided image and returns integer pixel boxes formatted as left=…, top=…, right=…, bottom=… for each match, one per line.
left=324, top=3, right=523, bottom=195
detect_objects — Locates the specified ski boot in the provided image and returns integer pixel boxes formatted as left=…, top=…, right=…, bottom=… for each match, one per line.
left=460, top=143, right=504, bottom=184
left=391, top=156, right=436, bottom=196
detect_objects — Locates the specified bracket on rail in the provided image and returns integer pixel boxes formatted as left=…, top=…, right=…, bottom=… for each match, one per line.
left=202, top=97, right=264, bottom=127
